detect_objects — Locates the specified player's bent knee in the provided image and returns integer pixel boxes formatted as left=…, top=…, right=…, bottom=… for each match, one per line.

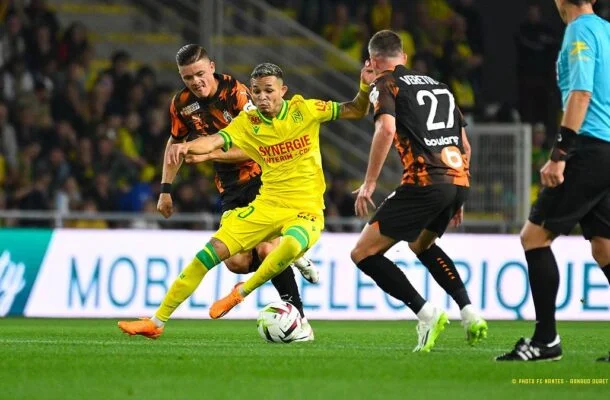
left=350, top=247, right=361, bottom=264
left=350, top=246, right=372, bottom=264
left=224, top=256, right=250, bottom=274
left=408, top=241, right=427, bottom=256
left=209, top=238, right=231, bottom=261
left=283, top=227, right=309, bottom=256
left=520, top=221, right=554, bottom=250
left=591, top=238, right=610, bottom=266
left=408, top=230, right=437, bottom=255
left=255, top=242, right=275, bottom=260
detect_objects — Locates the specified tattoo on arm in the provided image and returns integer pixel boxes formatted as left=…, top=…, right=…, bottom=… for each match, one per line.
left=339, top=89, right=370, bottom=119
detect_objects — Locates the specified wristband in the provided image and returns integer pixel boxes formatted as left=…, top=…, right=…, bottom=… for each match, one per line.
left=550, top=126, right=577, bottom=162
left=359, top=80, right=370, bottom=93
left=160, top=183, right=172, bottom=193
left=550, top=147, right=567, bottom=162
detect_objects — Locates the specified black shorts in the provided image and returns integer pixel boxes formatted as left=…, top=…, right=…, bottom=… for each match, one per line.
left=369, top=183, right=469, bottom=242
left=529, top=135, right=610, bottom=240
left=220, top=176, right=262, bottom=213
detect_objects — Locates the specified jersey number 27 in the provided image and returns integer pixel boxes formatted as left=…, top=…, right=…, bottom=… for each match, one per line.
left=416, top=89, right=455, bottom=132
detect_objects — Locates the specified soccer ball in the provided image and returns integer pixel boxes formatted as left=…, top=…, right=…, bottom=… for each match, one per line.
left=257, top=301, right=302, bottom=343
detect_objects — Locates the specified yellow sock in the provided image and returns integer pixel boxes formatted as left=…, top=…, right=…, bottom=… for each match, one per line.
left=242, top=235, right=303, bottom=295
left=155, top=243, right=221, bottom=321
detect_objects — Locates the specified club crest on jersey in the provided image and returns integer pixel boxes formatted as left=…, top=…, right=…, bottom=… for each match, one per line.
left=181, top=102, right=200, bottom=116
left=291, top=110, right=304, bottom=123
left=223, top=110, right=233, bottom=123
left=249, top=115, right=262, bottom=125
left=191, top=114, right=207, bottom=131
left=369, top=87, right=379, bottom=105
left=253, top=126, right=260, bottom=135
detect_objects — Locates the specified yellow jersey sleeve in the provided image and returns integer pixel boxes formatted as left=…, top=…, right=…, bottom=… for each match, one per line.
left=304, top=99, right=340, bottom=123
left=217, top=111, right=251, bottom=151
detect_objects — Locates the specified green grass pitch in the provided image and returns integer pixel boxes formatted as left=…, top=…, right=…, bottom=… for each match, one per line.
left=0, top=319, right=608, bottom=400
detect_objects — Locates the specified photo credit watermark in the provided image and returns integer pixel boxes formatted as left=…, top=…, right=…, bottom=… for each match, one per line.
left=511, top=378, right=608, bottom=385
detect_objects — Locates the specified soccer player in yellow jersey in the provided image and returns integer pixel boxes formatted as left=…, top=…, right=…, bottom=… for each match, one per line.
left=117, top=62, right=373, bottom=335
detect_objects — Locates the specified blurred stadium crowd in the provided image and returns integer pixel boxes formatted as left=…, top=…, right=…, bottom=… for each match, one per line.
left=1, top=0, right=610, bottom=229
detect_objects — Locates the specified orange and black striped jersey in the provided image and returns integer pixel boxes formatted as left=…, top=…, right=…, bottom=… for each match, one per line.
left=169, top=73, right=262, bottom=194
left=371, top=65, right=469, bottom=187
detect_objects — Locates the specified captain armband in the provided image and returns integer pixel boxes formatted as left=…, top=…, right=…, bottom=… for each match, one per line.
left=359, top=80, right=371, bottom=94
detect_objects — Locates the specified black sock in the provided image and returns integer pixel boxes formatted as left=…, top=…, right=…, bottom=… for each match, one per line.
left=248, top=249, right=262, bottom=273
left=417, top=244, right=471, bottom=309
left=356, top=255, right=426, bottom=313
left=602, top=264, right=610, bottom=285
left=270, top=267, right=305, bottom=317
left=525, top=247, right=559, bottom=344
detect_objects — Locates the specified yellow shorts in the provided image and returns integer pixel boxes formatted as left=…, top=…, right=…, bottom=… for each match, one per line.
left=213, top=197, right=324, bottom=256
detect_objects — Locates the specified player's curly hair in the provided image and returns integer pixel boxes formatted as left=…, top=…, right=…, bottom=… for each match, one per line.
left=250, top=63, right=284, bottom=80
left=175, top=44, right=209, bottom=66
left=368, top=30, right=403, bottom=59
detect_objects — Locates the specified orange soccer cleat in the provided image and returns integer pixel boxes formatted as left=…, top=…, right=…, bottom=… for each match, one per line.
left=209, top=283, right=245, bottom=319
left=117, top=318, right=164, bottom=339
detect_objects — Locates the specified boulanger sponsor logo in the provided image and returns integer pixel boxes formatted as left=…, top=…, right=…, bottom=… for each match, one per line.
left=424, top=136, right=459, bottom=147
left=0, top=251, right=26, bottom=316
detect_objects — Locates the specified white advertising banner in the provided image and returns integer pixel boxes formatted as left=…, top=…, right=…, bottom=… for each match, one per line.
left=19, top=230, right=610, bottom=320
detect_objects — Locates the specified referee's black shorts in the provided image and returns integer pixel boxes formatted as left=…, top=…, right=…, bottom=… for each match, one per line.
left=369, top=183, right=469, bottom=242
left=529, top=135, right=610, bottom=239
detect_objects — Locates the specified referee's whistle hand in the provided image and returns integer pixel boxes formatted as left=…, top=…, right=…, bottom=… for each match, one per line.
left=540, top=160, right=566, bottom=188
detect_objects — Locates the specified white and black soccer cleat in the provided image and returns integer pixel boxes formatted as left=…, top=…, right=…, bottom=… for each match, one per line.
left=292, top=257, right=319, bottom=284
left=496, top=336, right=562, bottom=361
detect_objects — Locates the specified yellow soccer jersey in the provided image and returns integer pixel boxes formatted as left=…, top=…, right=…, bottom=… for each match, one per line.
left=217, top=95, right=340, bottom=213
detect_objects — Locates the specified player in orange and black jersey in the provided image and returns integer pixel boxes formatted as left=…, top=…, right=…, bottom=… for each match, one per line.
left=371, top=65, right=469, bottom=188
left=350, top=31, right=487, bottom=352
left=159, top=44, right=318, bottom=322
left=169, top=72, right=263, bottom=206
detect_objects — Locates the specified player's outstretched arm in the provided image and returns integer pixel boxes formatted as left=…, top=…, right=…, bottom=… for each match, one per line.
left=157, top=136, right=186, bottom=218
left=167, top=134, right=226, bottom=165
left=184, top=147, right=250, bottom=164
left=338, top=61, right=376, bottom=120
